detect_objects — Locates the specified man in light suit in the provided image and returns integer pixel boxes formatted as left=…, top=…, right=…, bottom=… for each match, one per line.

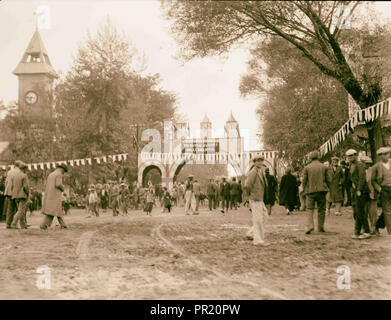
left=4, top=160, right=22, bottom=229
left=10, top=162, right=29, bottom=229
left=245, top=155, right=268, bottom=246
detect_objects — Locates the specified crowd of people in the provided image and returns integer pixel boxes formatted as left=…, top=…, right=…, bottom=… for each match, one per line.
left=1, top=148, right=390, bottom=247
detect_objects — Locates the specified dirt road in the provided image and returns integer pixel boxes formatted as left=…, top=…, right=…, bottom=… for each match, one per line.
left=1, top=205, right=390, bottom=299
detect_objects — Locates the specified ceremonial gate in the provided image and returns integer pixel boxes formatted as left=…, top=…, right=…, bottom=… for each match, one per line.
left=137, top=114, right=284, bottom=188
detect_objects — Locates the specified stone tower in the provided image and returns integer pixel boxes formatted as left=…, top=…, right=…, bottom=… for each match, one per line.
left=200, top=114, right=212, bottom=139
left=12, top=28, right=57, bottom=117
left=224, top=112, right=240, bottom=138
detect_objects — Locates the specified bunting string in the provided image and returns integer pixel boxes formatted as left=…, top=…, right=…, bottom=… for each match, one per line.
left=305, top=97, right=391, bottom=160
left=1, top=153, right=130, bottom=171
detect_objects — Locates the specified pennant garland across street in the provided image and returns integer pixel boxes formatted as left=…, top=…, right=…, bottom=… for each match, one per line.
left=0, top=153, right=129, bottom=171
left=306, top=98, right=391, bottom=159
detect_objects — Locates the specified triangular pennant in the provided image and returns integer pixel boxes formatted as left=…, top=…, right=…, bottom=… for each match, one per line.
left=95, top=157, right=101, bottom=164
left=81, top=159, right=85, bottom=166
left=69, top=160, right=74, bottom=166
left=86, top=158, right=92, bottom=165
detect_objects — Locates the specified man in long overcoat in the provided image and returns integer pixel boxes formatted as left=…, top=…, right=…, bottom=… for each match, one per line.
left=279, top=168, right=298, bottom=214
left=329, top=157, right=345, bottom=215
left=264, top=168, right=278, bottom=215
left=40, top=164, right=68, bottom=230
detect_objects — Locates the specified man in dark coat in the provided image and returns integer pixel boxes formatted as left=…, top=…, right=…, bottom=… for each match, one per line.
left=229, top=177, right=240, bottom=210
left=341, top=160, right=352, bottom=206
left=279, top=168, right=298, bottom=215
left=329, top=157, right=345, bottom=216
left=264, top=168, right=278, bottom=215
left=0, top=168, right=6, bottom=221
left=220, top=177, right=231, bottom=213
left=206, top=178, right=216, bottom=211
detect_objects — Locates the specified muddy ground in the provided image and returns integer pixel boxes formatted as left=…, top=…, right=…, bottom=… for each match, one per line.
left=0, top=204, right=390, bottom=300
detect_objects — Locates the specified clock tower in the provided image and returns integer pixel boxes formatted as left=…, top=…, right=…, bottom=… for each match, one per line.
left=12, top=27, right=57, bottom=117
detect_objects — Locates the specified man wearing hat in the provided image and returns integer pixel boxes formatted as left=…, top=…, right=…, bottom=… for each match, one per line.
left=371, top=147, right=391, bottom=235
left=302, top=151, right=331, bottom=234
left=347, top=149, right=371, bottom=239
left=340, top=160, right=352, bottom=206
left=4, top=160, right=22, bottom=228
left=245, top=155, right=268, bottom=245
left=206, top=178, right=217, bottom=211
left=328, top=157, right=345, bottom=216
left=220, top=176, right=231, bottom=214
left=184, top=175, right=196, bottom=215
left=10, top=162, right=30, bottom=229
left=0, top=167, right=6, bottom=222
left=40, top=163, right=68, bottom=230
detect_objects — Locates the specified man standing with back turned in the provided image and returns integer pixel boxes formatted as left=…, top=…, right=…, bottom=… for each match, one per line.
left=245, top=155, right=268, bottom=246
left=40, top=164, right=69, bottom=230
left=303, top=151, right=331, bottom=234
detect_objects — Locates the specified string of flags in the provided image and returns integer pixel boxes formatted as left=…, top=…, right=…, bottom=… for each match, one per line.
left=318, top=97, right=391, bottom=157
left=1, top=153, right=129, bottom=171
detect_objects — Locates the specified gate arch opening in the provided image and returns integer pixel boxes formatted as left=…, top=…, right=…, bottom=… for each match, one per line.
left=141, top=165, right=162, bottom=187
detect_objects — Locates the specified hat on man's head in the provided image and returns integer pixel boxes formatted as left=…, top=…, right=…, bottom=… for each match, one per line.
left=56, top=163, right=68, bottom=172
left=376, top=147, right=390, bottom=155
left=309, top=151, right=320, bottom=160
left=14, top=160, right=23, bottom=168
left=19, top=162, right=28, bottom=169
left=331, top=156, right=339, bottom=160
left=346, top=149, right=357, bottom=156
left=252, top=155, right=265, bottom=162
left=361, top=155, right=373, bottom=164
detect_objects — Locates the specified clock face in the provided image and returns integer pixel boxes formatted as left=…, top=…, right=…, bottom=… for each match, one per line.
left=25, top=91, right=38, bottom=105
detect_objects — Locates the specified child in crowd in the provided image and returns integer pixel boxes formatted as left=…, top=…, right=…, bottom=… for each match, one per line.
left=162, top=187, right=172, bottom=213
left=119, top=183, right=130, bottom=216
left=87, top=185, right=99, bottom=218
left=144, top=185, right=155, bottom=216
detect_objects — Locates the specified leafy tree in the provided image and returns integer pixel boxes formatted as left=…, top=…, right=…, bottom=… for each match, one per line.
left=161, top=1, right=391, bottom=160
left=55, top=19, right=177, bottom=186
left=240, top=38, right=351, bottom=165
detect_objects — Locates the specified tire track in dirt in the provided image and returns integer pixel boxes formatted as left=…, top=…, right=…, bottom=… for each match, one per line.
left=152, top=223, right=289, bottom=300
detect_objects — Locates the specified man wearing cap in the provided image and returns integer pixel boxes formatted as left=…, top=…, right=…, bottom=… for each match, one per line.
left=371, top=147, right=391, bottom=235
left=302, top=151, right=331, bottom=234
left=10, top=162, right=30, bottom=229
left=4, top=161, right=22, bottom=228
left=40, top=164, right=68, bottom=230
left=347, top=149, right=371, bottom=239
left=245, top=155, right=268, bottom=245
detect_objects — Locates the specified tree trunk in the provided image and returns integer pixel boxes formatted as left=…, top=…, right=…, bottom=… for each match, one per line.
left=366, top=118, right=384, bottom=163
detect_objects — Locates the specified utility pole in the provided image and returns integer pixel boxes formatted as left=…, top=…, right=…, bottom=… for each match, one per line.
left=129, top=123, right=145, bottom=176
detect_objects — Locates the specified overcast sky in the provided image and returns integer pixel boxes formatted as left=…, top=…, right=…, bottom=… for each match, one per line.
left=1, top=0, right=391, bottom=152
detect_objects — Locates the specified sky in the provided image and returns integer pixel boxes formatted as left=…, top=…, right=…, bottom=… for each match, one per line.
left=0, top=0, right=262, bottom=150
left=1, top=0, right=391, bottom=152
